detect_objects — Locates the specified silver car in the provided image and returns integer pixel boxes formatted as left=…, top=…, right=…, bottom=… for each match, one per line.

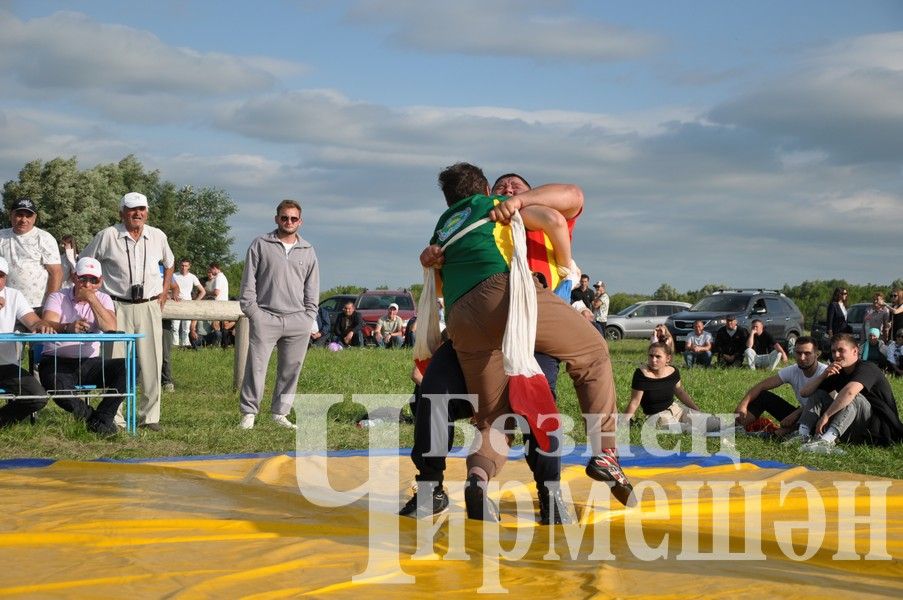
left=605, top=301, right=692, bottom=340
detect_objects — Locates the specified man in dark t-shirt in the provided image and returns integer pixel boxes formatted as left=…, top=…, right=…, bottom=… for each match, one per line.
left=792, top=333, right=903, bottom=453
left=743, top=319, right=787, bottom=370
left=570, top=274, right=594, bottom=309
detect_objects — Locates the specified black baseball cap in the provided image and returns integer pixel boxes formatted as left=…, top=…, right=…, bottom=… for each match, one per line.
left=11, top=198, right=36, bottom=214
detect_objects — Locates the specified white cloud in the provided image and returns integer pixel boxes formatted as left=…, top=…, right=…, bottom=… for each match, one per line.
left=708, top=31, right=903, bottom=164
left=346, top=0, right=662, bottom=61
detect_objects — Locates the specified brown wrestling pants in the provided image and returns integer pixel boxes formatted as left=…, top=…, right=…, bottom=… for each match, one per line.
left=446, top=273, right=618, bottom=479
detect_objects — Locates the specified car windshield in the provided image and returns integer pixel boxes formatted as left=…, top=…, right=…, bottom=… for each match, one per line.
left=690, top=295, right=751, bottom=312
left=616, top=303, right=641, bottom=317
left=846, top=304, right=868, bottom=323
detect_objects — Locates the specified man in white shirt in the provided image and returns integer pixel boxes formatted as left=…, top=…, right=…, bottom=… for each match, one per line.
left=591, top=281, right=610, bottom=336
left=171, top=259, right=206, bottom=347
left=0, top=198, right=63, bottom=311
left=0, top=256, right=49, bottom=427
left=82, top=192, right=174, bottom=431
left=734, top=336, right=827, bottom=437
left=207, top=263, right=229, bottom=301
left=683, top=320, right=713, bottom=368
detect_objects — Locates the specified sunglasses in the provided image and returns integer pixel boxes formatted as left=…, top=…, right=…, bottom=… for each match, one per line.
left=279, top=215, right=300, bottom=223
left=78, top=275, right=100, bottom=284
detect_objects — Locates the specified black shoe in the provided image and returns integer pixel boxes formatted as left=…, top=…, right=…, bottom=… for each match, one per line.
left=586, top=452, right=636, bottom=507
left=138, top=422, right=163, bottom=432
left=71, top=400, right=94, bottom=422
left=87, top=417, right=119, bottom=437
left=399, top=485, right=450, bottom=518
left=464, top=474, right=499, bottom=522
left=537, top=486, right=574, bottom=525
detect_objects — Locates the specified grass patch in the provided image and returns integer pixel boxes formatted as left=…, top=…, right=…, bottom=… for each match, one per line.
left=1, top=340, right=901, bottom=478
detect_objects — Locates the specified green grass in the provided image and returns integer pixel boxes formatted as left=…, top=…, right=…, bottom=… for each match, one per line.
left=1, top=340, right=901, bottom=479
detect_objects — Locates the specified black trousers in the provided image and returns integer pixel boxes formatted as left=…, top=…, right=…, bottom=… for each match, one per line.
left=410, top=341, right=561, bottom=490
left=38, top=356, right=127, bottom=423
left=0, top=363, right=47, bottom=427
left=747, top=390, right=797, bottom=422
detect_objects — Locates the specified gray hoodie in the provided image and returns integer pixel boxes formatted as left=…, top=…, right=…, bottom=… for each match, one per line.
left=239, top=231, right=319, bottom=319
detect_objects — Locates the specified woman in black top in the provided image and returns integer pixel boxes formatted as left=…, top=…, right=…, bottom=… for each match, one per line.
left=623, top=342, right=721, bottom=432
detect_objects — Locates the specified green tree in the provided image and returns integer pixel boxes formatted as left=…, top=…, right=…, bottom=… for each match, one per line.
left=652, top=283, right=684, bottom=302
left=320, top=284, right=365, bottom=302
left=1, top=154, right=236, bottom=271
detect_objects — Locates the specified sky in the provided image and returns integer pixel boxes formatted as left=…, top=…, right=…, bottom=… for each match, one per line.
left=0, top=0, right=900, bottom=294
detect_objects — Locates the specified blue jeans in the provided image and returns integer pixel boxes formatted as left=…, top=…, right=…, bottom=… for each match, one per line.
left=684, top=350, right=712, bottom=368
left=378, top=335, right=403, bottom=349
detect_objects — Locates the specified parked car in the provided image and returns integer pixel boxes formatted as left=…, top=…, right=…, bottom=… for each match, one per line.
left=355, top=289, right=416, bottom=342
left=318, top=290, right=417, bottom=344
left=810, top=302, right=869, bottom=357
left=604, top=301, right=691, bottom=341
left=665, top=289, right=804, bottom=352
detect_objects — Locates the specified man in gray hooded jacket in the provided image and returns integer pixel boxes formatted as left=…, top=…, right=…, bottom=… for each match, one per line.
left=239, top=199, right=319, bottom=429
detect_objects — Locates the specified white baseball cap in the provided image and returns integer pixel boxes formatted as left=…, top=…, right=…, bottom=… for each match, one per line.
left=76, top=257, right=103, bottom=278
left=120, top=192, right=148, bottom=209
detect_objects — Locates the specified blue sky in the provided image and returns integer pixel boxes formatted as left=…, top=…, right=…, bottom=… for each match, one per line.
left=0, top=1, right=900, bottom=293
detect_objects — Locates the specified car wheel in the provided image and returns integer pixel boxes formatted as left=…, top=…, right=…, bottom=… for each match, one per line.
left=605, top=326, right=623, bottom=341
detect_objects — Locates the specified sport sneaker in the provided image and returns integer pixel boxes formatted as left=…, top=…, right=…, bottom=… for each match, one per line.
left=239, top=414, right=256, bottom=429
left=800, top=438, right=845, bottom=455
left=272, top=414, right=297, bottom=429
left=162, top=382, right=175, bottom=392
left=537, top=486, right=574, bottom=525
left=399, top=485, right=450, bottom=518
left=586, top=450, right=636, bottom=507
left=464, top=474, right=499, bottom=522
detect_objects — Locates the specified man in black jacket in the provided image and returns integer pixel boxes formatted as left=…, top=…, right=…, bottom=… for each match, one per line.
left=331, top=301, right=364, bottom=347
left=713, top=316, right=748, bottom=367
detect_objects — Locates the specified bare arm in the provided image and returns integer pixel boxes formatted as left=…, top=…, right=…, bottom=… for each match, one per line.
left=624, top=389, right=643, bottom=421
left=674, top=381, right=701, bottom=411
left=159, top=266, right=174, bottom=309
left=193, top=282, right=206, bottom=301
left=800, top=361, right=840, bottom=398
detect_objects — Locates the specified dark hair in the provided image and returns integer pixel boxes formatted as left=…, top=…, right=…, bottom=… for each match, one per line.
left=648, top=341, right=673, bottom=357
left=437, top=162, right=488, bottom=206
left=276, top=199, right=302, bottom=215
left=794, top=335, right=816, bottom=349
left=831, top=287, right=846, bottom=302
left=751, top=319, right=763, bottom=326
left=209, top=262, right=221, bottom=270
left=491, top=173, right=531, bottom=192
left=830, top=333, right=858, bottom=348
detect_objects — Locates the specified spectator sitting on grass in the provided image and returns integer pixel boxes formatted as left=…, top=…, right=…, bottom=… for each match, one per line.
left=744, top=319, right=787, bottom=370
left=734, top=336, right=826, bottom=438
left=374, top=303, right=404, bottom=348
left=331, top=301, right=363, bottom=347
left=860, top=328, right=888, bottom=370
left=713, top=315, right=748, bottom=367
left=403, top=314, right=416, bottom=348
left=683, top=320, right=713, bottom=368
left=790, top=333, right=903, bottom=453
left=623, top=341, right=723, bottom=433
left=884, top=329, right=903, bottom=377
left=650, top=324, right=674, bottom=351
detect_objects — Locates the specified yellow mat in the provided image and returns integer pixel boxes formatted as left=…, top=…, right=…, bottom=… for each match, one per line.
left=0, top=455, right=900, bottom=598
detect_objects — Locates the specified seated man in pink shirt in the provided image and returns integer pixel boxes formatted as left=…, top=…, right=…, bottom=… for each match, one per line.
left=39, top=257, right=126, bottom=436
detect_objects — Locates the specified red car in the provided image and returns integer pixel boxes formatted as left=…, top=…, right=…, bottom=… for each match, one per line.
left=354, top=290, right=416, bottom=343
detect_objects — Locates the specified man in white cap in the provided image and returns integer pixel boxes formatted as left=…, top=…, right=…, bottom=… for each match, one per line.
left=591, top=280, right=610, bottom=336
left=239, top=199, right=318, bottom=429
left=0, top=198, right=62, bottom=311
left=82, top=192, right=174, bottom=431
left=374, top=302, right=404, bottom=348
left=39, top=257, right=127, bottom=436
left=0, top=256, right=50, bottom=427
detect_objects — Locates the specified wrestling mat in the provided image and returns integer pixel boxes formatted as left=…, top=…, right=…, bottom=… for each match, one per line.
left=0, top=449, right=900, bottom=598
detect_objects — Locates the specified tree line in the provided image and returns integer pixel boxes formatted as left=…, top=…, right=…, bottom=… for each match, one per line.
left=1, top=155, right=238, bottom=290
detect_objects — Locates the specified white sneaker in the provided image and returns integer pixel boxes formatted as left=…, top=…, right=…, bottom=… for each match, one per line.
left=781, top=431, right=810, bottom=446
left=800, top=438, right=845, bottom=455
left=272, top=414, right=297, bottom=429
left=239, top=414, right=255, bottom=429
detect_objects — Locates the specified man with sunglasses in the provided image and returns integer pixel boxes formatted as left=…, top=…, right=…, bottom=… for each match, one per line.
left=38, top=257, right=126, bottom=436
left=238, top=200, right=319, bottom=430
left=82, top=192, right=174, bottom=431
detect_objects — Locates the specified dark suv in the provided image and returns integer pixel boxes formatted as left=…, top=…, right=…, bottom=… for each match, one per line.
left=665, top=289, right=804, bottom=352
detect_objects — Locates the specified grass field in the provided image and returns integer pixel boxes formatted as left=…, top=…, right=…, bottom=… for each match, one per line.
left=1, top=339, right=901, bottom=478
